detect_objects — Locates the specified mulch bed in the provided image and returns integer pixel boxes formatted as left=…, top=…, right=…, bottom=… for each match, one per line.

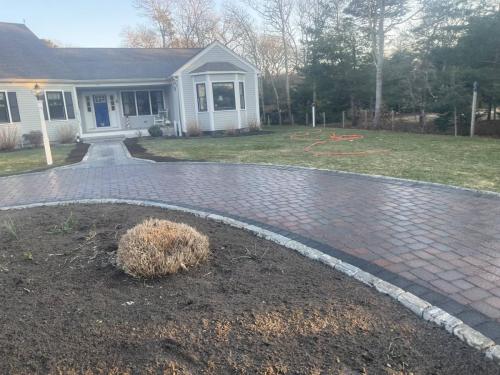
left=124, top=138, right=204, bottom=162
left=0, top=204, right=498, bottom=374
left=65, top=142, right=90, bottom=164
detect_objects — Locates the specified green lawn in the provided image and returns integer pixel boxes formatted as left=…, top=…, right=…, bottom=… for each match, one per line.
left=133, top=126, right=500, bottom=192
left=0, top=144, right=81, bottom=176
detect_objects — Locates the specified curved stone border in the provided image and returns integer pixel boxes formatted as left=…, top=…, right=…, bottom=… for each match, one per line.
left=1, top=198, right=499, bottom=364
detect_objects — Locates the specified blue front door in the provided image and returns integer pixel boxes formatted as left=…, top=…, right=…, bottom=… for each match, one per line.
left=93, top=95, right=110, bottom=127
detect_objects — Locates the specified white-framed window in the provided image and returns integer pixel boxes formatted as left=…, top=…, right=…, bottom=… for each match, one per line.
left=44, top=91, right=75, bottom=121
left=121, top=90, right=165, bottom=117
left=212, top=82, right=236, bottom=111
left=239, top=82, right=246, bottom=110
left=0, top=91, right=21, bottom=124
left=196, top=83, right=207, bottom=112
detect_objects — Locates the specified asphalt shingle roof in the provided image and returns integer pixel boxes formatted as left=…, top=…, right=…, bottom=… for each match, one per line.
left=0, top=22, right=202, bottom=81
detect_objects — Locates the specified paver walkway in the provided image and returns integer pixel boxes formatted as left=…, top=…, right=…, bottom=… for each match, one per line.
left=1, top=141, right=500, bottom=341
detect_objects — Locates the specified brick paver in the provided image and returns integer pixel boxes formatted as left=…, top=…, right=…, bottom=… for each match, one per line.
left=1, top=141, right=500, bottom=341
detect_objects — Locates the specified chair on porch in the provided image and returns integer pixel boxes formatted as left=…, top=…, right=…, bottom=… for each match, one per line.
left=154, top=110, right=171, bottom=127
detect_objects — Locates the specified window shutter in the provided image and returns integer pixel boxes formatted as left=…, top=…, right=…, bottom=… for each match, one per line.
left=64, top=92, right=75, bottom=119
left=7, top=92, right=21, bottom=122
left=42, top=95, right=49, bottom=120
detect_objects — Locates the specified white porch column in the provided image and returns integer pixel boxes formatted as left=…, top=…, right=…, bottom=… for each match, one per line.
left=235, top=74, right=242, bottom=129
left=206, top=75, right=215, bottom=132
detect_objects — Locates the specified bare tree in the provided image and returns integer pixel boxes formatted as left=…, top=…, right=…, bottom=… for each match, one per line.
left=246, top=0, right=296, bottom=124
left=346, top=0, right=413, bottom=128
left=259, top=35, right=286, bottom=125
left=133, top=0, right=176, bottom=47
left=174, top=0, right=220, bottom=48
left=121, top=25, right=161, bottom=48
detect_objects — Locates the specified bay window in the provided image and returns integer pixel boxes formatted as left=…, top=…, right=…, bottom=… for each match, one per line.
left=196, top=83, right=207, bottom=112
left=239, top=82, right=246, bottom=110
left=213, top=82, right=236, bottom=111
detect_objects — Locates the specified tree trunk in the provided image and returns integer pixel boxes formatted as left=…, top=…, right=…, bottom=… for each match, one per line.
left=281, top=27, right=292, bottom=124
left=372, top=0, right=385, bottom=129
left=454, top=106, right=458, bottom=137
left=487, top=101, right=492, bottom=121
left=259, top=76, right=265, bottom=125
left=271, top=79, right=282, bottom=126
left=350, top=95, right=358, bottom=127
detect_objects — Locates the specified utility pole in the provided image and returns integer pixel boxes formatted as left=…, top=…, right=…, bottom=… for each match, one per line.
left=342, top=111, right=345, bottom=129
left=322, top=112, right=326, bottom=128
left=470, top=82, right=478, bottom=137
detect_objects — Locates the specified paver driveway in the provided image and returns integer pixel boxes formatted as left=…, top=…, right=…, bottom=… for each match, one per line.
left=1, top=141, right=500, bottom=341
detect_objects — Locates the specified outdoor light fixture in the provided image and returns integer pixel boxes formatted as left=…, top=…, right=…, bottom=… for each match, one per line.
left=33, top=83, right=53, bottom=165
left=33, top=83, right=44, bottom=101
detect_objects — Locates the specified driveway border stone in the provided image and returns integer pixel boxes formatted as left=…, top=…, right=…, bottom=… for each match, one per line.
left=2, top=197, right=499, bottom=364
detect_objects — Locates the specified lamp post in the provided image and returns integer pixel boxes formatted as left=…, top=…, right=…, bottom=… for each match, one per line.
left=33, top=84, right=53, bottom=165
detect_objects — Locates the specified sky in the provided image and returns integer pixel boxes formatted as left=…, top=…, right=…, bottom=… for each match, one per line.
left=0, top=0, right=208, bottom=48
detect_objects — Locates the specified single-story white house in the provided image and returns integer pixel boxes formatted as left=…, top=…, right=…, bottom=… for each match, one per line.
left=0, top=22, right=260, bottom=142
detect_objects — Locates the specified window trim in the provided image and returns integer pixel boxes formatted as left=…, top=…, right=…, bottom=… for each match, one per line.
left=239, top=81, right=246, bottom=110
left=135, top=90, right=152, bottom=116
left=121, top=91, right=137, bottom=117
left=196, top=83, right=208, bottom=113
left=120, top=90, right=165, bottom=117
left=212, top=81, right=237, bottom=112
left=150, top=90, right=165, bottom=115
left=44, top=90, right=68, bottom=122
left=0, top=91, right=12, bottom=124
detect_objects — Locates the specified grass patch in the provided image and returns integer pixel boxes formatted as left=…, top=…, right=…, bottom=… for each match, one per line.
left=0, top=144, right=87, bottom=176
left=131, top=126, right=500, bottom=192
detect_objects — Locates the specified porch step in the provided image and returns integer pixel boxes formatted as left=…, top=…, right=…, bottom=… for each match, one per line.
left=81, top=129, right=149, bottom=143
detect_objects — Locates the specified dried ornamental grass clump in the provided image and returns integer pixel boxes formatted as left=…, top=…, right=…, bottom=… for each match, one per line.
left=116, top=218, right=209, bottom=278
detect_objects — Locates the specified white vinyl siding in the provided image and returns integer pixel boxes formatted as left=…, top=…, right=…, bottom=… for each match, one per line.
left=0, top=84, right=80, bottom=142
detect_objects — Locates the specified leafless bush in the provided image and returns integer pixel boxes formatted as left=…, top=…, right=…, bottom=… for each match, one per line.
left=57, top=124, right=77, bottom=144
left=248, top=121, right=261, bottom=132
left=116, top=218, right=210, bottom=278
left=0, top=125, right=19, bottom=151
left=22, top=131, right=43, bottom=148
left=224, top=128, right=238, bottom=136
left=186, top=122, right=202, bottom=137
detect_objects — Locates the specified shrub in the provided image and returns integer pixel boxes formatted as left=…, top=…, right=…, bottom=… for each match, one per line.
left=116, top=218, right=210, bottom=278
left=22, top=131, right=43, bottom=148
left=57, top=124, right=76, bottom=144
left=186, top=122, right=202, bottom=137
left=0, top=125, right=19, bottom=151
left=248, top=121, right=261, bottom=132
left=224, top=128, right=238, bottom=136
left=148, top=125, right=163, bottom=137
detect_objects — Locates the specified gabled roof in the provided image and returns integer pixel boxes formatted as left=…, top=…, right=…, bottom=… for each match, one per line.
left=0, top=22, right=202, bottom=81
left=190, top=62, right=246, bottom=74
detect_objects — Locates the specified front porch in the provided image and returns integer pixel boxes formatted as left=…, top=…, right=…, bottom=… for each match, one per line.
left=76, top=84, right=180, bottom=140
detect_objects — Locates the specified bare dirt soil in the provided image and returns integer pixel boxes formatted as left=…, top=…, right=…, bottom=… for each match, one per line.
left=0, top=204, right=498, bottom=374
